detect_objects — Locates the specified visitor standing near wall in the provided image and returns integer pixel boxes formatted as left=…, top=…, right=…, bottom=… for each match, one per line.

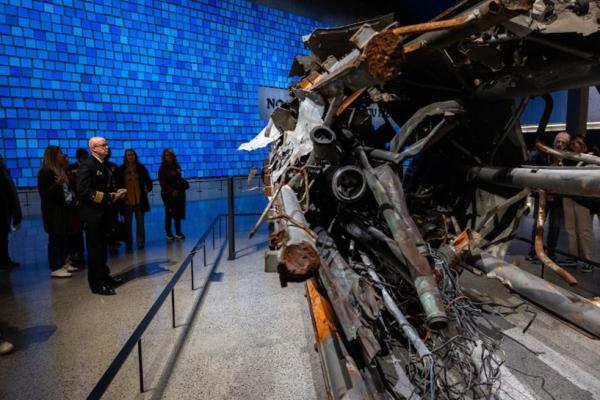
left=66, top=148, right=89, bottom=266
left=115, top=149, right=153, bottom=250
left=37, top=146, right=79, bottom=278
left=563, top=136, right=596, bottom=272
left=0, top=154, right=22, bottom=269
left=77, top=137, right=127, bottom=296
left=159, top=148, right=187, bottom=241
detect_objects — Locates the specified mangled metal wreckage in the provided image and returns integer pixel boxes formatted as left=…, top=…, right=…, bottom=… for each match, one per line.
left=242, top=1, right=600, bottom=398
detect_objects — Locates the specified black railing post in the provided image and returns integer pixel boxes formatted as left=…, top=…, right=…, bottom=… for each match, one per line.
left=137, top=340, right=144, bottom=393
left=190, top=257, right=195, bottom=290
left=227, top=177, right=236, bottom=260
left=171, top=289, right=176, bottom=328
left=203, top=243, right=207, bottom=267
left=212, top=225, right=215, bottom=249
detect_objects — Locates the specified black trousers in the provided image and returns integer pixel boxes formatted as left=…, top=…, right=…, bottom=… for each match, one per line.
left=67, top=231, right=85, bottom=260
left=123, top=205, right=145, bottom=247
left=48, top=233, right=67, bottom=271
left=84, top=220, right=110, bottom=288
left=0, top=218, right=9, bottom=264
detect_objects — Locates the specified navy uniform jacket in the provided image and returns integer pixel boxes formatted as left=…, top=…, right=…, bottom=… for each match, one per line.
left=76, top=156, right=113, bottom=223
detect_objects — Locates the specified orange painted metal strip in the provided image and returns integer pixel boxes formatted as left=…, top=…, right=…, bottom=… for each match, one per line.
left=306, top=277, right=336, bottom=344
left=336, top=88, right=367, bottom=117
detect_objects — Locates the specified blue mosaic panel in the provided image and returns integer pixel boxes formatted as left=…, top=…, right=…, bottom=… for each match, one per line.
left=0, top=0, right=321, bottom=187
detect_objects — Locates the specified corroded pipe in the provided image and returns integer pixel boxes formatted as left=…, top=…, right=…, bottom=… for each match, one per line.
left=357, top=150, right=448, bottom=330
left=279, top=185, right=320, bottom=280
left=535, top=141, right=600, bottom=167
left=535, top=191, right=578, bottom=285
left=467, top=251, right=600, bottom=338
left=468, top=166, right=600, bottom=198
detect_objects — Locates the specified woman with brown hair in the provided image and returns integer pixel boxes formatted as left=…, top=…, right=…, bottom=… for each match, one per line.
left=115, top=149, right=153, bottom=250
left=158, top=148, right=187, bottom=241
left=37, top=145, right=78, bottom=278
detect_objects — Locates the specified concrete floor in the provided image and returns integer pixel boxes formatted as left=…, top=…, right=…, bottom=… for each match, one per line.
left=1, top=191, right=600, bottom=400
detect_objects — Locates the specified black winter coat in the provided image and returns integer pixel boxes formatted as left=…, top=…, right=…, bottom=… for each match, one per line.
left=76, top=157, right=113, bottom=223
left=37, top=169, right=69, bottom=236
left=114, top=162, right=153, bottom=212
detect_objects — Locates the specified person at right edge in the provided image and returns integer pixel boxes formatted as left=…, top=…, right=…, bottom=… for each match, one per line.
left=562, top=136, right=595, bottom=272
left=159, top=148, right=187, bottom=241
left=77, top=137, right=127, bottom=295
left=526, top=131, right=570, bottom=263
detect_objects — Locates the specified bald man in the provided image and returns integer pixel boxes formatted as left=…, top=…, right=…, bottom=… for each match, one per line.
left=76, top=137, right=126, bottom=295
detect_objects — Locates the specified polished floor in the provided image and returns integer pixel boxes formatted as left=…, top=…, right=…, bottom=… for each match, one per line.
left=1, top=191, right=600, bottom=399
left=0, top=190, right=325, bottom=400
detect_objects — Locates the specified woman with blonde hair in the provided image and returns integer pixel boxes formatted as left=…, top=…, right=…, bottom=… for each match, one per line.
left=37, top=145, right=78, bottom=278
left=158, top=148, right=188, bottom=241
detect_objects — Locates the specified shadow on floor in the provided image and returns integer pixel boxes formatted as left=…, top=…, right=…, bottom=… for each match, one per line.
left=0, top=322, right=57, bottom=352
left=113, top=259, right=177, bottom=284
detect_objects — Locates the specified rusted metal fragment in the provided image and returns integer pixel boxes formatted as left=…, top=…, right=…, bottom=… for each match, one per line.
left=303, top=14, right=395, bottom=60
left=364, top=30, right=405, bottom=82
left=306, top=278, right=377, bottom=400
left=468, top=251, right=600, bottom=337
left=404, top=0, right=534, bottom=57
left=316, top=227, right=382, bottom=361
left=278, top=185, right=320, bottom=281
left=358, top=158, right=448, bottom=330
left=535, top=190, right=578, bottom=285
left=282, top=241, right=320, bottom=277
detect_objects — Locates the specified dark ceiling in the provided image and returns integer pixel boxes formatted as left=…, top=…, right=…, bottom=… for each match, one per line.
left=250, top=0, right=462, bottom=26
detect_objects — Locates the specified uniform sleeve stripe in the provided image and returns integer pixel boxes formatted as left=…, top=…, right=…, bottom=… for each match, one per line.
left=93, top=191, right=104, bottom=203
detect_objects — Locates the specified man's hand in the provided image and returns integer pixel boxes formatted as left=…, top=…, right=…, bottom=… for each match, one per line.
left=55, top=174, right=67, bottom=185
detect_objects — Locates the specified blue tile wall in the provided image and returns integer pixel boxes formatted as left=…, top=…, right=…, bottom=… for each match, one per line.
left=0, top=0, right=321, bottom=187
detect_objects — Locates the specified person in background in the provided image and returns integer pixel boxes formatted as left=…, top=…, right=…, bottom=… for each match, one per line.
left=562, top=136, right=595, bottom=272
left=158, top=148, right=187, bottom=241
left=526, top=131, right=570, bottom=262
left=38, top=146, right=78, bottom=278
left=104, top=148, right=121, bottom=248
left=115, top=149, right=153, bottom=250
left=0, top=154, right=22, bottom=269
left=66, top=149, right=87, bottom=266
left=77, top=137, right=127, bottom=295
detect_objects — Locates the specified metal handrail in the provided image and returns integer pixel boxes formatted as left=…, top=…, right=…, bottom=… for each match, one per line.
left=87, top=211, right=262, bottom=399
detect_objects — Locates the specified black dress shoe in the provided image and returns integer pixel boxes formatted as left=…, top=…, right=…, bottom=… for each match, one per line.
left=91, top=284, right=116, bottom=296
left=106, top=276, right=123, bottom=286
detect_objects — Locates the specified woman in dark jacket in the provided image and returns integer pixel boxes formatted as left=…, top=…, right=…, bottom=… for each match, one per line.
left=115, top=149, right=153, bottom=250
left=37, top=145, right=78, bottom=278
left=158, top=148, right=187, bottom=241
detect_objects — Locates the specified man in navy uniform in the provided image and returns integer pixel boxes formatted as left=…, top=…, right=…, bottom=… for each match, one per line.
left=77, top=137, right=126, bottom=295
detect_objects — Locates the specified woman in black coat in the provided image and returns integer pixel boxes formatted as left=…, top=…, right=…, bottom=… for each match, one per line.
left=37, top=145, right=78, bottom=278
left=115, top=149, right=153, bottom=250
left=158, top=148, right=187, bottom=241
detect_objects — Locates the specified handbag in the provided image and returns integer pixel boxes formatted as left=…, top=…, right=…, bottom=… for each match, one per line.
left=179, top=177, right=190, bottom=190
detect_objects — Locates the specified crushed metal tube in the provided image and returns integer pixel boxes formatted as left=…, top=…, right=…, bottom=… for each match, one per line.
left=241, top=1, right=600, bottom=398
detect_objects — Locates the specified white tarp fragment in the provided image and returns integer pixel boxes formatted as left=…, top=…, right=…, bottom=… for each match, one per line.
left=238, top=119, right=281, bottom=151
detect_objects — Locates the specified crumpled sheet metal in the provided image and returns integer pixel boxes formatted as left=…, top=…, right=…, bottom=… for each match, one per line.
left=510, top=0, right=600, bottom=36
left=270, top=96, right=324, bottom=185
